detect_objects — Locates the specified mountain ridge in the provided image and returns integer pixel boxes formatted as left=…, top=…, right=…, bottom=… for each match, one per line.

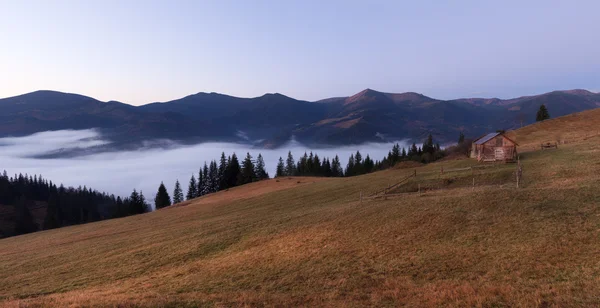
left=1, top=88, right=598, bottom=148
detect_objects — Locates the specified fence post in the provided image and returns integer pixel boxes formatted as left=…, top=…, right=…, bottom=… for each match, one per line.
left=418, top=184, right=421, bottom=196
left=472, top=178, right=475, bottom=190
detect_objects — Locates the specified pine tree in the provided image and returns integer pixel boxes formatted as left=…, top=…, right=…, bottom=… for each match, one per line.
left=254, top=153, right=269, bottom=180
left=239, top=152, right=256, bottom=185
left=226, top=153, right=241, bottom=188
left=128, top=189, right=147, bottom=215
left=354, top=151, right=363, bottom=175
left=331, top=155, right=343, bottom=177
left=173, top=180, right=184, bottom=204
left=197, top=168, right=204, bottom=196
left=285, top=151, right=296, bottom=176
left=345, top=154, right=355, bottom=177
left=187, top=175, right=198, bottom=200
left=154, top=182, right=171, bottom=209
left=209, top=160, right=219, bottom=192
left=458, top=132, right=465, bottom=144
left=218, top=152, right=228, bottom=190
left=139, top=191, right=148, bottom=213
left=201, top=163, right=210, bottom=195
left=536, top=104, right=550, bottom=121
left=276, top=157, right=285, bottom=177
left=423, top=134, right=434, bottom=154
left=391, top=144, right=400, bottom=163
left=364, top=155, right=374, bottom=173
left=128, top=189, right=140, bottom=215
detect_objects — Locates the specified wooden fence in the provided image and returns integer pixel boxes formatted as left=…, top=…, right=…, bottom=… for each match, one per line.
left=360, top=162, right=524, bottom=202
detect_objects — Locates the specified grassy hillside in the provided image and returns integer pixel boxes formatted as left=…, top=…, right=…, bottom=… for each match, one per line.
left=506, top=107, right=600, bottom=149
left=1, top=111, right=600, bottom=306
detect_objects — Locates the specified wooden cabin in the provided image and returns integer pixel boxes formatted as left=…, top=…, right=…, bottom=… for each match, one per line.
left=470, top=132, right=518, bottom=162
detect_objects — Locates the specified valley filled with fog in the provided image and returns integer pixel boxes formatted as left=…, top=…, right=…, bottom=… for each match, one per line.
left=0, top=129, right=409, bottom=199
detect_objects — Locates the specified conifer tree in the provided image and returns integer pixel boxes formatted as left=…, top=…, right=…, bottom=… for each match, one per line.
left=345, top=154, right=355, bottom=177
left=364, top=155, right=374, bottom=173
left=154, top=182, right=171, bottom=209
left=226, top=153, right=242, bottom=188
left=354, top=151, right=363, bottom=175
left=128, top=189, right=140, bottom=215
left=218, top=152, right=228, bottom=190
left=187, top=175, right=198, bottom=200
left=285, top=151, right=296, bottom=176
left=331, top=155, right=343, bottom=177
left=139, top=191, right=148, bottom=213
left=239, top=152, right=257, bottom=185
left=536, top=104, right=550, bottom=121
left=197, top=167, right=204, bottom=196
left=209, top=160, right=219, bottom=192
left=458, top=132, right=465, bottom=144
left=322, top=157, right=332, bottom=177
left=173, top=180, right=184, bottom=204
left=276, top=157, right=285, bottom=177
left=254, top=153, right=269, bottom=180
left=391, top=144, right=400, bottom=163
left=201, top=163, right=210, bottom=195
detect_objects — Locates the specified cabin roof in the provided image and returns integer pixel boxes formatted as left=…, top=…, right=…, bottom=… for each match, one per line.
left=474, top=132, right=500, bottom=145
left=473, top=132, right=519, bottom=146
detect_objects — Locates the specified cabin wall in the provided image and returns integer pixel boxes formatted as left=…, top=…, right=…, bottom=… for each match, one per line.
left=471, top=134, right=518, bottom=162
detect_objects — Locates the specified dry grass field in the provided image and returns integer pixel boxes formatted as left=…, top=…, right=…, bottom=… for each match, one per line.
left=1, top=109, right=600, bottom=307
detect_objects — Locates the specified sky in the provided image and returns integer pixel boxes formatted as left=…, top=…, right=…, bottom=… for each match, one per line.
left=1, top=0, right=599, bottom=105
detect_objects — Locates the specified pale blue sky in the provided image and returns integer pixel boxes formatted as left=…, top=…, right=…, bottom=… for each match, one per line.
left=1, top=0, right=599, bottom=105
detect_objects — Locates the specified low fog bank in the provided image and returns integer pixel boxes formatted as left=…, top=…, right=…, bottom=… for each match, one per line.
left=0, top=129, right=410, bottom=200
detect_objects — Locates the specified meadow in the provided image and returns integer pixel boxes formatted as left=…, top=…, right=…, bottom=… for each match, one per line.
left=1, top=109, right=600, bottom=307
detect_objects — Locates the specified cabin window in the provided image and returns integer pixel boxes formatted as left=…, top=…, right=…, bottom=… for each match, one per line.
left=496, top=137, right=503, bottom=147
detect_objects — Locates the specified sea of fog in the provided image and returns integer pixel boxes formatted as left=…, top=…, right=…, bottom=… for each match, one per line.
left=0, top=129, right=410, bottom=200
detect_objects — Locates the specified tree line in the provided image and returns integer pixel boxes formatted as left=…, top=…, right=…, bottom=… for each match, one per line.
left=153, top=152, right=270, bottom=209
left=0, top=171, right=149, bottom=238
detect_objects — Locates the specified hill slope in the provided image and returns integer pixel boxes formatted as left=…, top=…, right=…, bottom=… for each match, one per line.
left=1, top=109, right=600, bottom=306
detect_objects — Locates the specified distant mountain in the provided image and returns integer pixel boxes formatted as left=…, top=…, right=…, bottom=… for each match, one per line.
left=0, top=89, right=598, bottom=148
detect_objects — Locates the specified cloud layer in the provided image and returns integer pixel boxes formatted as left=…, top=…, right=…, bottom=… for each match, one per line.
left=0, top=129, right=409, bottom=200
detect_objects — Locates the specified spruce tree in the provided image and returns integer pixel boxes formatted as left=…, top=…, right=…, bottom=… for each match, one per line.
left=197, top=168, right=204, bottom=196
left=239, top=152, right=256, bottom=185
left=345, top=154, right=355, bottom=177
left=218, top=152, right=228, bottom=190
left=536, top=104, right=550, bottom=121
left=139, top=191, right=148, bottom=213
left=187, top=175, right=198, bottom=200
left=458, top=132, right=465, bottom=144
left=129, top=189, right=141, bottom=215
left=391, top=144, right=400, bottom=163
left=331, top=155, right=342, bottom=177
left=285, top=151, right=296, bottom=176
left=254, top=153, right=269, bottom=180
left=173, top=180, right=184, bottom=204
left=154, top=182, right=171, bottom=209
left=209, top=160, right=219, bottom=192
left=226, top=153, right=242, bottom=188
left=200, top=163, right=210, bottom=196
left=276, top=157, right=285, bottom=177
